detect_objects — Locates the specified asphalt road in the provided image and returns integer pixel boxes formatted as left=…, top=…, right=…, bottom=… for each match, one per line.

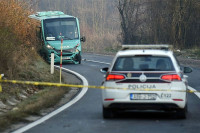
left=25, top=53, right=200, bottom=133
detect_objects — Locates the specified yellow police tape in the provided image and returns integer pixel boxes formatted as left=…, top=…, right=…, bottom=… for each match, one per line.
left=0, top=75, right=2, bottom=92
left=0, top=76, right=199, bottom=93
left=0, top=85, right=2, bottom=92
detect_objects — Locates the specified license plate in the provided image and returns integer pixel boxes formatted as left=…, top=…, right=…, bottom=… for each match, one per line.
left=62, top=57, right=70, bottom=60
left=130, top=93, right=157, bottom=100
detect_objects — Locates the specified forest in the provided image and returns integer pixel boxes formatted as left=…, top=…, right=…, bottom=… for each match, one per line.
left=32, top=0, right=199, bottom=50
left=118, top=0, right=200, bottom=48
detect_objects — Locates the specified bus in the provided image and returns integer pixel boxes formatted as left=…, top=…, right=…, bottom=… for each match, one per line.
left=29, top=11, right=85, bottom=64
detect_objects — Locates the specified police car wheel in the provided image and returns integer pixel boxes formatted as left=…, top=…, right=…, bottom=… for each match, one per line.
left=176, top=105, right=187, bottom=119
left=103, top=107, right=114, bottom=119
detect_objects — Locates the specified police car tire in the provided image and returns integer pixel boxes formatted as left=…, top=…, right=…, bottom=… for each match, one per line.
left=103, top=107, right=114, bottom=119
left=176, top=105, right=187, bottom=119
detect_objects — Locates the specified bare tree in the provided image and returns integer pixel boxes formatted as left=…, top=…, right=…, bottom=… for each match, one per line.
left=118, top=0, right=147, bottom=44
left=118, top=0, right=200, bottom=48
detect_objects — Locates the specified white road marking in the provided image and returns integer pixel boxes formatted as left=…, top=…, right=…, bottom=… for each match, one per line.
left=188, top=86, right=200, bottom=99
left=83, top=59, right=110, bottom=65
left=12, top=66, right=88, bottom=133
left=85, top=53, right=114, bottom=57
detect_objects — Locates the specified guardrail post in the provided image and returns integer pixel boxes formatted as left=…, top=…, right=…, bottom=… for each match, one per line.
left=51, top=52, right=54, bottom=74
left=60, top=37, right=63, bottom=84
left=0, top=74, right=4, bottom=92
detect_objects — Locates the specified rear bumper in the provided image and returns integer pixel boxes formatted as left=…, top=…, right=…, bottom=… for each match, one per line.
left=102, top=89, right=187, bottom=110
left=106, top=103, right=180, bottom=111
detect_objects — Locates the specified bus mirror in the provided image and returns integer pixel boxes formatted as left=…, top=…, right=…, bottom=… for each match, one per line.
left=36, top=26, right=42, bottom=39
left=81, top=36, right=86, bottom=42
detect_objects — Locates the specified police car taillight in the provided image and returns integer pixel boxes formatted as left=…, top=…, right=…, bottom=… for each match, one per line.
left=161, top=74, right=181, bottom=81
left=104, top=98, right=114, bottom=101
left=106, top=74, right=125, bottom=81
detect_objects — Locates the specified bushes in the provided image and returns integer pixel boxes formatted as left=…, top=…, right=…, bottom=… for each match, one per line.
left=82, top=31, right=120, bottom=53
left=0, top=0, right=37, bottom=45
left=0, top=0, right=38, bottom=78
left=0, top=28, right=17, bottom=74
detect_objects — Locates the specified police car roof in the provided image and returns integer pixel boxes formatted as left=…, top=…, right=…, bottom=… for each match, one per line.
left=116, top=49, right=173, bottom=57
left=117, top=44, right=173, bottom=56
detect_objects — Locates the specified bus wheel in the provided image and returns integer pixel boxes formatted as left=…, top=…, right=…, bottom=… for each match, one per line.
left=75, top=53, right=81, bottom=64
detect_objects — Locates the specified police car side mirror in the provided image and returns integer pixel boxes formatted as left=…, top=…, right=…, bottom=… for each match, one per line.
left=100, top=67, right=108, bottom=73
left=183, top=67, right=192, bottom=73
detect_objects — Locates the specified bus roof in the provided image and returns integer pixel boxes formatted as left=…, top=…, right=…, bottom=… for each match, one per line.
left=29, top=11, right=75, bottom=21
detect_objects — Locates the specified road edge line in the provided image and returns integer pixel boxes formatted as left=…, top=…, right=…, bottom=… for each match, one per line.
left=188, top=86, right=200, bottom=99
left=12, top=66, right=88, bottom=133
left=83, top=59, right=110, bottom=65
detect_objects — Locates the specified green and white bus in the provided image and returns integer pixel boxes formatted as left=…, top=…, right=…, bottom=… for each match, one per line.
left=29, top=11, right=85, bottom=64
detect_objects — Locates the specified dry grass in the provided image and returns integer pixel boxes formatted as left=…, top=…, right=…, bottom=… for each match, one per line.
left=0, top=56, right=61, bottom=101
left=0, top=55, right=71, bottom=132
left=82, top=30, right=121, bottom=54
left=0, top=0, right=37, bottom=46
left=0, top=86, right=69, bottom=131
left=0, top=0, right=44, bottom=105
left=0, top=0, right=39, bottom=78
left=0, top=1, right=71, bottom=131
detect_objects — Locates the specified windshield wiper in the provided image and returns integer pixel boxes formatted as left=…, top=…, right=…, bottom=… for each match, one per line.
left=63, top=36, right=73, bottom=40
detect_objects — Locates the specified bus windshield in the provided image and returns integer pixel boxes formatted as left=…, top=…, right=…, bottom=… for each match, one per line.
left=44, top=18, right=79, bottom=41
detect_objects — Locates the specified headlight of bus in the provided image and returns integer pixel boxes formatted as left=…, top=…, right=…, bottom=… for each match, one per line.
left=69, top=48, right=76, bottom=53
left=46, top=44, right=54, bottom=49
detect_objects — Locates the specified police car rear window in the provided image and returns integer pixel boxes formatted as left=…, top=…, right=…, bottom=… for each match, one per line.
left=112, top=56, right=175, bottom=71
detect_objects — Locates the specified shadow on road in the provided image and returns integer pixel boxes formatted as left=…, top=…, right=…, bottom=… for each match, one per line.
left=109, top=111, right=186, bottom=120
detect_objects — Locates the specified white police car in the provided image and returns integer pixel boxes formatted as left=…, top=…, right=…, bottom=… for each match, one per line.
left=101, top=45, right=192, bottom=119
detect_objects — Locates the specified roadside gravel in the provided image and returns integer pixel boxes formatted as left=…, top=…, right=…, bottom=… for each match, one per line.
left=177, top=56, right=200, bottom=69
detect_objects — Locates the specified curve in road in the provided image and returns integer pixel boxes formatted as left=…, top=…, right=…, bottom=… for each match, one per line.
left=13, top=67, right=88, bottom=133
